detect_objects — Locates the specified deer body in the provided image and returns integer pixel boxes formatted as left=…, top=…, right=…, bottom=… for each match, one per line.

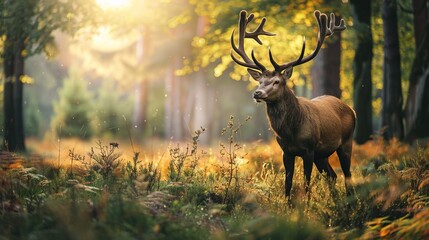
left=267, top=95, right=355, bottom=157
left=231, top=10, right=355, bottom=199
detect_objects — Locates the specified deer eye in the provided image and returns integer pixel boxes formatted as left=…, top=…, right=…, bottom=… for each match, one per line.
left=273, top=80, right=280, bottom=85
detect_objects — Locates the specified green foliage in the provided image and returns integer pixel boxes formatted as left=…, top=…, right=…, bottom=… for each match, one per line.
left=126, top=152, right=162, bottom=194
left=94, top=81, right=133, bottom=138
left=3, top=167, right=49, bottom=212
left=225, top=215, right=328, bottom=240
left=362, top=209, right=429, bottom=239
left=189, top=0, right=353, bottom=98
left=0, top=0, right=99, bottom=57
left=87, top=140, right=122, bottom=181
left=1, top=123, right=429, bottom=239
left=51, top=69, right=94, bottom=139
left=24, top=95, right=43, bottom=137
left=396, top=147, right=429, bottom=194
left=24, top=55, right=67, bottom=135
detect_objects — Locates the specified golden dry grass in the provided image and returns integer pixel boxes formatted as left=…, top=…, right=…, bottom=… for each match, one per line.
left=21, top=136, right=414, bottom=181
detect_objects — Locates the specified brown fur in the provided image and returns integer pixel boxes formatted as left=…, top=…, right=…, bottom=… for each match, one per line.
left=252, top=70, right=356, bottom=199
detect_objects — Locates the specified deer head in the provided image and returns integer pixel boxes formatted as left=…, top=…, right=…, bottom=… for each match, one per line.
left=231, top=10, right=346, bottom=102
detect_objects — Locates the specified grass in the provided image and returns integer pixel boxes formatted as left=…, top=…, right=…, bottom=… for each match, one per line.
left=1, top=122, right=429, bottom=239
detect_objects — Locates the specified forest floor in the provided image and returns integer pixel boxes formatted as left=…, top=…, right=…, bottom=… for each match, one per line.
left=1, top=133, right=429, bottom=239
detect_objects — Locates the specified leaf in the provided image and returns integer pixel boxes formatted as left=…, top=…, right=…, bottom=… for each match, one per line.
left=379, top=224, right=396, bottom=237
left=418, top=174, right=429, bottom=190
left=27, top=173, right=45, bottom=180
left=74, top=183, right=101, bottom=193
left=366, top=216, right=390, bottom=228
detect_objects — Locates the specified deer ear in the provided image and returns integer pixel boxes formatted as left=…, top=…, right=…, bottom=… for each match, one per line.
left=247, top=69, right=262, bottom=81
left=282, top=67, right=293, bottom=79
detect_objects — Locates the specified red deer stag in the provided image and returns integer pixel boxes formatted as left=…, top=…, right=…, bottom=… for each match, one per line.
left=230, top=10, right=356, bottom=200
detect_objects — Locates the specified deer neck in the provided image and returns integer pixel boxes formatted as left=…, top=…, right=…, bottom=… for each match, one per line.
left=266, top=88, right=303, bottom=139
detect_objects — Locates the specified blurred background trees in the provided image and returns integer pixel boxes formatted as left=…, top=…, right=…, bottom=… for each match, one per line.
left=381, top=0, right=404, bottom=140
left=349, top=0, right=374, bottom=144
left=1, top=0, right=428, bottom=152
left=0, top=0, right=99, bottom=151
left=404, top=0, right=429, bottom=141
left=51, top=69, right=94, bottom=139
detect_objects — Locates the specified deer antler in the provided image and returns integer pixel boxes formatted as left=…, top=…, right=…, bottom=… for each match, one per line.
left=269, top=10, right=346, bottom=72
left=230, top=10, right=276, bottom=72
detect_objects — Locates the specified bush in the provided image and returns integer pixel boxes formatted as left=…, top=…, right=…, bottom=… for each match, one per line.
left=51, top=68, right=94, bottom=139
left=94, top=81, right=132, bottom=138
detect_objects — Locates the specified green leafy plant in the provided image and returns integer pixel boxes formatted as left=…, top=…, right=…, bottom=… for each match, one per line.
left=124, top=151, right=162, bottom=195
left=8, top=167, right=49, bottom=212
left=88, top=141, right=122, bottom=181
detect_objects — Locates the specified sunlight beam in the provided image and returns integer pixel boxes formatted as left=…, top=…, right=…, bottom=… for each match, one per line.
left=96, top=0, right=131, bottom=10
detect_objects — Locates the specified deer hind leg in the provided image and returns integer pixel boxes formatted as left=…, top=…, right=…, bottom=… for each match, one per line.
left=336, top=139, right=353, bottom=195
left=314, top=157, right=337, bottom=181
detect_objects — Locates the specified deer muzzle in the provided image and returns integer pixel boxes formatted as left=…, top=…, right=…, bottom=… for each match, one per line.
left=253, top=90, right=266, bottom=102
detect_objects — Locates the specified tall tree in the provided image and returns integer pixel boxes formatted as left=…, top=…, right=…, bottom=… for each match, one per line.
left=381, top=0, right=404, bottom=140
left=164, top=59, right=185, bottom=141
left=51, top=69, right=94, bottom=139
left=0, top=0, right=98, bottom=152
left=404, top=0, right=429, bottom=141
left=310, top=0, right=346, bottom=99
left=350, top=0, right=374, bottom=144
left=311, top=13, right=342, bottom=98
left=164, top=15, right=196, bottom=141
left=1, top=1, right=36, bottom=151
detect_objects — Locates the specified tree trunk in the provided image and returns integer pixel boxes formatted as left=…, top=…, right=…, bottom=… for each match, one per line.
left=2, top=37, right=26, bottom=152
left=311, top=22, right=342, bottom=98
left=164, top=13, right=200, bottom=142
left=381, top=0, right=404, bottom=141
left=13, top=39, right=26, bottom=151
left=164, top=58, right=184, bottom=141
left=404, top=0, right=429, bottom=141
left=191, top=70, right=211, bottom=144
left=132, top=31, right=148, bottom=140
left=3, top=39, right=16, bottom=151
left=350, top=0, right=374, bottom=144
left=412, top=0, right=428, bottom=49
left=189, top=16, right=211, bottom=144
left=132, top=80, right=148, bottom=136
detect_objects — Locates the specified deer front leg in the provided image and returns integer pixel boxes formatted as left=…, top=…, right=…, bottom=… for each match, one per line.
left=283, top=153, right=295, bottom=200
left=302, top=151, right=314, bottom=194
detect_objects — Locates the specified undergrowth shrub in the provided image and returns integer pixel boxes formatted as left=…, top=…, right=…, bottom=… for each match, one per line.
left=3, top=167, right=48, bottom=213
left=361, top=208, right=429, bottom=239
left=125, top=152, right=161, bottom=195
left=88, top=141, right=122, bottom=181
left=335, top=146, right=429, bottom=239
left=51, top=68, right=94, bottom=139
left=223, top=214, right=328, bottom=240
left=310, top=173, right=382, bottom=231
left=1, top=124, right=429, bottom=240
left=252, top=160, right=287, bottom=211
left=167, top=127, right=206, bottom=183
left=216, top=115, right=251, bottom=207
left=397, top=146, right=429, bottom=194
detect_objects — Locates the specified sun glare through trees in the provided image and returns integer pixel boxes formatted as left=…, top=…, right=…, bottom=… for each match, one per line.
left=1, top=0, right=429, bottom=239
left=96, top=0, right=131, bottom=10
